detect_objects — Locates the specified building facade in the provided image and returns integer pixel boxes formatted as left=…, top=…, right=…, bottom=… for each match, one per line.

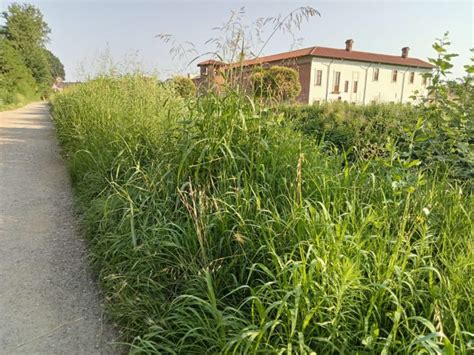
left=196, top=39, right=434, bottom=104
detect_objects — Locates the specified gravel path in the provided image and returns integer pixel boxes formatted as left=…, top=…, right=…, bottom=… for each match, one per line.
left=0, top=103, right=119, bottom=354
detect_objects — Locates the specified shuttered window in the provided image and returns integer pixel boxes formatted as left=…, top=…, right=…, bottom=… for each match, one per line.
left=373, top=68, right=379, bottom=81
left=392, top=70, right=398, bottom=82
left=314, top=70, right=323, bottom=86
left=333, top=72, right=341, bottom=92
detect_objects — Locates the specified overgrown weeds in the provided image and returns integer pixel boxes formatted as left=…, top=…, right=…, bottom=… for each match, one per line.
left=52, top=74, right=473, bottom=353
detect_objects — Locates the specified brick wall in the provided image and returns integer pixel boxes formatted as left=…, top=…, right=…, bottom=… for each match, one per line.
left=195, top=56, right=313, bottom=104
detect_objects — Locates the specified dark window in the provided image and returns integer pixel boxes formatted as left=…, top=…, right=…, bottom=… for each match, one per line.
left=409, top=72, right=415, bottom=84
left=344, top=81, right=349, bottom=92
left=353, top=81, right=358, bottom=93
left=315, top=70, right=323, bottom=86
left=392, top=70, right=398, bottom=82
left=422, top=75, right=428, bottom=85
left=333, top=71, right=341, bottom=92
left=373, top=68, right=379, bottom=81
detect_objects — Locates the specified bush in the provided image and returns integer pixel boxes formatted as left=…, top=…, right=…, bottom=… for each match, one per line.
left=278, top=102, right=418, bottom=155
left=250, top=65, right=301, bottom=102
left=413, top=33, right=473, bottom=181
left=52, top=75, right=473, bottom=353
left=169, top=75, right=196, bottom=98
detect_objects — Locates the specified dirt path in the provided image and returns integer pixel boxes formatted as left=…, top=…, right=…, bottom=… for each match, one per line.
left=0, top=103, right=119, bottom=354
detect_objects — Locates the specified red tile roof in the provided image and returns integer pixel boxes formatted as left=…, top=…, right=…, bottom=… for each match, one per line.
left=198, top=46, right=434, bottom=69
left=197, top=59, right=225, bottom=66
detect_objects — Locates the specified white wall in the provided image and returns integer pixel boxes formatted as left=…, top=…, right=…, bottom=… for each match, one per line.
left=308, top=57, right=431, bottom=105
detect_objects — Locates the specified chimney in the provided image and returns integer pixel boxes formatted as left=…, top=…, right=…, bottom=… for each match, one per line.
left=401, top=47, right=410, bottom=58
left=345, top=39, right=354, bottom=51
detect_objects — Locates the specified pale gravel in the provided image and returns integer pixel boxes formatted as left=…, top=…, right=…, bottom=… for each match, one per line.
left=0, top=102, right=121, bottom=354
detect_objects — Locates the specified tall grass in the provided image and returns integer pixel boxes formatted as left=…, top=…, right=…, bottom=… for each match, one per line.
left=52, top=75, right=473, bottom=353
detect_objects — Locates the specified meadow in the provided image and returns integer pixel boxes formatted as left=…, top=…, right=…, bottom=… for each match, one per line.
left=50, top=72, right=473, bottom=354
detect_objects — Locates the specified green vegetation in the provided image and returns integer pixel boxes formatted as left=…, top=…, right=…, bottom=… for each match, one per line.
left=0, top=39, right=36, bottom=108
left=278, top=102, right=416, bottom=153
left=251, top=65, right=301, bottom=102
left=0, top=3, right=64, bottom=109
left=280, top=35, right=473, bottom=183
left=45, top=48, right=65, bottom=80
left=51, top=40, right=472, bottom=353
left=169, top=75, right=196, bottom=99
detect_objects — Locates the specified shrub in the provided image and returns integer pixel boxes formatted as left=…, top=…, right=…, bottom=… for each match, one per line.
left=412, top=33, right=473, bottom=181
left=278, top=101, right=418, bottom=154
left=169, top=75, right=196, bottom=98
left=250, top=65, right=301, bottom=102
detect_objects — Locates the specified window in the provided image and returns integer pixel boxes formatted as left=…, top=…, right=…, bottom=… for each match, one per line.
left=333, top=71, right=341, bottom=92
left=373, top=68, right=379, bottom=81
left=422, top=75, right=428, bottom=85
left=353, top=81, right=358, bottom=93
left=409, top=72, right=415, bottom=84
left=344, top=81, right=349, bottom=93
left=392, top=70, right=398, bottom=82
left=314, top=69, right=323, bottom=86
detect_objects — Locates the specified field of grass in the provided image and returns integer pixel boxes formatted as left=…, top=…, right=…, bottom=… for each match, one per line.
left=51, top=75, right=473, bottom=353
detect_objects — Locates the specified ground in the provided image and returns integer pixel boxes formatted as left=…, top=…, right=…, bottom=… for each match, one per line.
left=0, top=103, right=119, bottom=354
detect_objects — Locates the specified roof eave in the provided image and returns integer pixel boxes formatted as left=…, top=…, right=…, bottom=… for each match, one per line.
left=309, top=54, right=434, bottom=69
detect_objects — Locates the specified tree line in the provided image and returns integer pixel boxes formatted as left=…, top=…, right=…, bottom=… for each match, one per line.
left=0, top=3, right=64, bottom=107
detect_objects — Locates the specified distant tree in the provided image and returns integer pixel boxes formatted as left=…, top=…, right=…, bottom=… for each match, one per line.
left=1, top=3, right=50, bottom=50
left=170, top=76, right=196, bottom=98
left=27, top=47, right=52, bottom=91
left=45, top=49, right=65, bottom=79
left=0, top=39, right=36, bottom=104
left=1, top=3, right=53, bottom=93
left=250, top=66, right=301, bottom=102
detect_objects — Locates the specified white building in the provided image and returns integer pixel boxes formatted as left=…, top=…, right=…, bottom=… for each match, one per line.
left=197, top=39, right=434, bottom=104
left=308, top=40, right=433, bottom=104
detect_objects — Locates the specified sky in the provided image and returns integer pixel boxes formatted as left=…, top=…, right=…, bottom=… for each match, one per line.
left=1, top=0, right=472, bottom=81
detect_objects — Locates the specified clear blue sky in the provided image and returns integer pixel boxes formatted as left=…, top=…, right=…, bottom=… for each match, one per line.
left=2, top=1, right=472, bottom=81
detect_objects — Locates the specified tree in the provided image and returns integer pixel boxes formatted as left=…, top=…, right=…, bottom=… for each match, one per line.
left=170, top=76, right=196, bottom=98
left=45, top=49, right=65, bottom=79
left=0, top=39, right=36, bottom=105
left=1, top=3, right=53, bottom=92
left=1, top=3, right=50, bottom=51
left=26, top=46, right=52, bottom=92
left=250, top=66, right=301, bottom=102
